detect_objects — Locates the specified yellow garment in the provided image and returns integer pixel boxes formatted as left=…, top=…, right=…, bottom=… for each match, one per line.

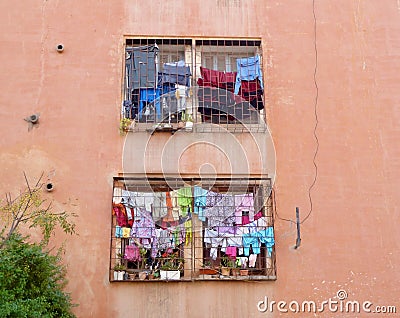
left=122, top=227, right=131, bottom=238
left=184, top=220, right=192, bottom=245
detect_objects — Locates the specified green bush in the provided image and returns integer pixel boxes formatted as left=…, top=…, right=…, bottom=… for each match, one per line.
left=0, top=234, right=76, bottom=318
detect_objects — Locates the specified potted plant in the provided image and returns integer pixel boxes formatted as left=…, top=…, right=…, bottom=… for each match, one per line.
left=152, top=269, right=160, bottom=279
left=220, top=256, right=234, bottom=276
left=160, top=253, right=184, bottom=280
left=240, top=261, right=249, bottom=276
left=240, top=268, right=249, bottom=276
left=119, top=117, right=132, bottom=135
left=113, top=263, right=127, bottom=281
left=199, top=261, right=218, bottom=275
left=138, top=248, right=148, bottom=280
left=185, top=113, right=194, bottom=131
left=177, top=113, right=186, bottom=129
left=231, top=262, right=241, bottom=277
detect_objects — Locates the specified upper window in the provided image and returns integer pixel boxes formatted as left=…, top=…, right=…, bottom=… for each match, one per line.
left=110, top=177, right=276, bottom=281
left=122, top=38, right=266, bottom=133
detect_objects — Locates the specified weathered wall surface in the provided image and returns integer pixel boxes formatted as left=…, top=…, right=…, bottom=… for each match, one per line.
left=0, top=0, right=399, bottom=317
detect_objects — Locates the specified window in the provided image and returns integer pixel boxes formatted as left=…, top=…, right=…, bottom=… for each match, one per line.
left=122, top=38, right=266, bottom=133
left=110, top=177, right=276, bottom=281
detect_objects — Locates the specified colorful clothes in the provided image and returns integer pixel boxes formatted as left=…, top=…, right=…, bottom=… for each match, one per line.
left=112, top=203, right=128, bottom=227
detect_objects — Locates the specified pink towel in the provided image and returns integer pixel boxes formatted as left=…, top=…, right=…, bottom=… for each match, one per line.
left=225, top=246, right=237, bottom=259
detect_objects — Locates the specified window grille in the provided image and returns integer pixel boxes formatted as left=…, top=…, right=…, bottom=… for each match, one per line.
left=110, top=177, right=276, bottom=282
left=122, top=38, right=267, bottom=133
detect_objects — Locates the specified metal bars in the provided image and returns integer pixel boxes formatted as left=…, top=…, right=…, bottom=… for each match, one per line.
left=110, top=177, right=276, bottom=282
left=122, top=38, right=267, bottom=133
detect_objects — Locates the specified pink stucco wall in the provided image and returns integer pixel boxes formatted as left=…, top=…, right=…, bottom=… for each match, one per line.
left=0, top=0, right=399, bottom=317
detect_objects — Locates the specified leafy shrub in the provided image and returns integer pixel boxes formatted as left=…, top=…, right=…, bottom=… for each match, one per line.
left=0, top=234, right=76, bottom=318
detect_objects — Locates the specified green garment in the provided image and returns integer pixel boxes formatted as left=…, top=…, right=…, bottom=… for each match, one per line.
left=177, top=187, right=192, bottom=216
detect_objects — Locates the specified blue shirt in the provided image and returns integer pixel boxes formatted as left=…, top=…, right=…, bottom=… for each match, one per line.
left=234, top=55, right=264, bottom=94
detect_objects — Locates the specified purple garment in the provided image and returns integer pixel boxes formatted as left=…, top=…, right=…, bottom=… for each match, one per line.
left=234, top=193, right=255, bottom=225
left=130, top=208, right=156, bottom=240
left=155, top=228, right=173, bottom=250
left=132, top=215, right=159, bottom=259
left=215, top=225, right=236, bottom=235
left=204, top=193, right=236, bottom=228
left=206, top=191, right=223, bottom=207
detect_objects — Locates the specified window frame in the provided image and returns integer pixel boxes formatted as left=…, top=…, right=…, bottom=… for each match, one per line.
left=121, top=37, right=266, bottom=133
left=110, top=176, right=276, bottom=282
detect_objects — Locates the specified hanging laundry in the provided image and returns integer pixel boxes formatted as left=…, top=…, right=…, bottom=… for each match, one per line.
left=161, top=191, right=180, bottom=224
left=155, top=228, right=173, bottom=250
left=237, top=78, right=264, bottom=110
left=171, top=225, right=185, bottom=247
left=204, top=192, right=236, bottom=228
left=241, top=210, right=263, bottom=226
left=122, top=190, right=154, bottom=213
left=169, top=190, right=181, bottom=219
left=113, top=187, right=123, bottom=204
left=242, top=226, right=275, bottom=257
left=175, top=84, right=188, bottom=113
left=204, top=228, right=225, bottom=260
left=130, top=208, right=156, bottom=242
left=242, top=232, right=260, bottom=256
left=248, top=254, right=257, bottom=267
left=225, top=246, right=237, bottom=259
left=234, top=193, right=255, bottom=225
left=196, top=66, right=240, bottom=121
left=125, top=206, right=134, bottom=227
left=112, top=203, right=128, bottom=227
left=234, top=55, right=263, bottom=95
left=206, top=190, right=223, bottom=207
left=158, top=60, right=191, bottom=87
left=122, top=227, right=131, bottom=238
left=198, top=66, right=236, bottom=92
left=184, top=220, right=192, bottom=245
left=236, top=216, right=268, bottom=236
left=130, top=44, right=159, bottom=90
left=123, top=100, right=134, bottom=120
left=115, top=225, right=122, bottom=238
left=152, top=192, right=167, bottom=221
left=158, top=81, right=177, bottom=96
left=254, top=227, right=275, bottom=257
left=225, top=234, right=244, bottom=255
left=138, top=88, right=162, bottom=121
left=193, top=186, right=208, bottom=222
left=177, top=187, right=192, bottom=216
left=197, top=85, right=236, bottom=121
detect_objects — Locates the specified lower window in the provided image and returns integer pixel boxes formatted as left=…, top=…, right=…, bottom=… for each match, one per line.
left=110, top=177, right=276, bottom=281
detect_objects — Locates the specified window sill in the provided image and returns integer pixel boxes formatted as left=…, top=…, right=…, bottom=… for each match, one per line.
left=110, top=275, right=277, bottom=282
left=122, top=121, right=268, bottom=134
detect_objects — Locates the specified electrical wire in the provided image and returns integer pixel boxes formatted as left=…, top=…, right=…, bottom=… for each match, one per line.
left=301, top=0, right=319, bottom=224
left=273, top=0, right=319, bottom=226
left=272, top=187, right=295, bottom=224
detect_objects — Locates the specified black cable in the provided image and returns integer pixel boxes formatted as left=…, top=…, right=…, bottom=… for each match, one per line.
left=272, top=188, right=295, bottom=224
left=301, top=0, right=319, bottom=224
left=273, top=1, right=319, bottom=225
